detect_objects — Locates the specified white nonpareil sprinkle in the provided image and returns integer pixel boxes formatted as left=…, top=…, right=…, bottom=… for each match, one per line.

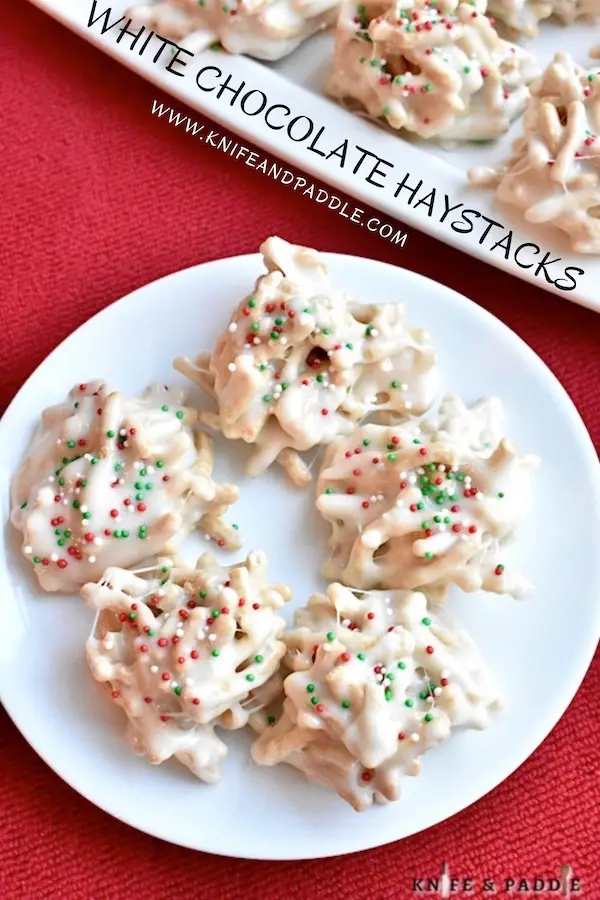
left=196, top=631, right=205, bottom=641
left=176, top=629, right=184, bottom=638
left=379, top=359, right=393, bottom=372
left=89, top=556, right=96, bottom=563
left=404, top=401, right=413, bottom=410
left=228, top=363, right=237, bottom=373
left=323, top=643, right=332, bottom=652
left=433, top=687, right=443, bottom=697
left=227, top=322, right=238, bottom=333
left=150, top=665, right=159, bottom=674
left=51, top=553, right=58, bottom=562
left=411, top=733, right=420, bottom=743
left=23, top=545, right=32, bottom=554
left=400, top=383, right=408, bottom=392
left=208, top=634, right=217, bottom=643
left=103, top=638, right=114, bottom=650
left=120, top=428, right=127, bottom=436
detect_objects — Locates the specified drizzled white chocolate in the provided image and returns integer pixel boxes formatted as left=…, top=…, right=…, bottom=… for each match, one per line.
left=175, top=237, right=439, bottom=485
left=327, top=0, right=538, bottom=141
left=488, top=0, right=600, bottom=37
left=469, top=52, right=600, bottom=255
left=127, top=0, right=339, bottom=60
left=84, top=551, right=291, bottom=782
left=251, top=583, right=500, bottom=810
left=316, top=394, right=539, bottom=598
left=11, top=381, right=240, bottom=592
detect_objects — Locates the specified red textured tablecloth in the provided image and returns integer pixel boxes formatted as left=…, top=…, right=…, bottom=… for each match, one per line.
left=1, top=5, right=599, bottom=899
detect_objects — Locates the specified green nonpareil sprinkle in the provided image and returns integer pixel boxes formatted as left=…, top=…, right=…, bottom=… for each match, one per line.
left=342, top=700, right=351, bottom=709
left=129, top=612, right=137, bottom=621
left=174, top=686, right=182, bottom=695
left=267, top=716, right=276, bottom=725
left=421, top=617, right=431, bottom=626
left=424, top=713, right=433, bottom=722
left=307, top=684, right=315, bottom=693
left=232, top=523, right=239, bottom=530
left=326, top=632, right=335, bottom=642
left=362, top=438, right=370, bottom=446
left=357, top=653, right=366, bottom=661
left=255, top=655, right=264, bottom=663
left=263, top=395, right=272, bottom=403
left=246, top=674, right=255, bottom=682
left=251, top=322, right=260, bottom=332
left=176, top=411, right=184, bottom=420
left=156, top=460, right=164, bottom=468
left=383, top=106, right=391, bottom=117
left=325, top=487, right=334, bottom=494
left=248, top=298, right=256, bottom=308
left=388, top=453, right=397, bottom=462
left=397, top=661, right=406, bottom=670
left=270, top=332, right=280, bottom=340
left=161, top=406, right=169, bottom=412
left=20, top=502, right=27, bottom=509
left=82, top=512, right=91, bottom=520
left=385, top=689, right=393, bottom=701
left=211, top=649, right=220, bottom=657
left=67, top=440, right=75, bottom=448
left=405, top=698, right=414, bottom=708
left=200, top=590, right=207, bottom=599
left=106, top=430, right=115, bottom=438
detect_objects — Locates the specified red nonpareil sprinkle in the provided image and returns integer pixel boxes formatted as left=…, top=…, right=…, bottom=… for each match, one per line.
left=426, top=645, right=434, bottom=654
left=315, top=704, right=324, bottom=713
left=110, top=509, right=118, bottom=519
left=372, top=457, right=380, bottom=465
left=97, top=409, right=103, bottom=416
left=495, top=565, right=504, bottom=576
left=57, top=559, right=67, bottom=569
left=288, top=309, right=295, bottom=318
left=361, top=771, right=372, bottom=782
left=419, top=448, right=428, bottom=456
left=265, top=303, right=275, bottom=313
left=452, top=524, right=461, bottom=533
left=451, top=505, right=460, bottom=513
left=192, top=698, right=200, bottom=705
left=346, top=487, right=355, bottom=495
left=321, top=409, right=329, bottom=416
left=400, top=481, right=408, bottom=490
left=187, top=600, right=197, bottom=609
left=274, top=372, right=281, bottom=380
left=302, top=379, right=309, bottom=386
left=252, top=602, right=260, bottom=610
left=410, top=503, right=418, bottom=512
left=158, top=638, right=168, bottom=648
left=379, top=76, right=389, bottom=85
left=144, top=697, right=152, bottom=704
left=191, top=650, right=199, bottom=660
left=367, top=612, right=375, bottom=620
left=480, top=67, right=489, bottom=77
left=440, top=677, right=449, bottom=687
left=111, top=691, right=120, bottom=699
left=468, top=525, right=477, bottom=534
left=391, top=436, right=400, bottom=445
left=42, top=559, right=49, bottom=566
left=217, top=539, right=225, bottom=547
left=221, top=607, right=229, bottom=615
left=238, top=598, right=245, bottom=607
left=353, top=468, right=361, bottom=477
left=362, top=501, right=370, bottom=509
left=242, top=306, right=251, bottom=316
left=177, top=656, right=185, bottom=665
left=354, top=448, right=361, bottom=454
left=161, top=673, right=170, bottom=681
left=68, top=547, right=77, bottom=557
left=84, top=533, right=94, bottom=543
left=340, top=652, right=351, bottom=662
left=280, top=302, right=286, bottom=310
left=78, top=438, right=86, bottom=446
left=435, top=477, right=443, bottom=485
left=162, top=475, right=170, bottom=482
left=79, top=384, right=87, bottom=391
left=345, top=450, right=353, bottom=458
left=425, top=529, right=434, bottom=538
left=104, top=529, right=112, bottom=536
left=398, top=731, right=406, bottom=740
left=179, top=609, right=189, bottom=620
left=137, top=502, right=147, bottom=512
left=160, top=715, right=170, bottom=722
left=425, top=19, right=432, bottom=29
left=140, top=645, right=149, bottom=653
left=119, top=612, right=127, bottom=623
left=446, top=21, right=452, bottom=28
left=123, top=498, right=132, bottom=507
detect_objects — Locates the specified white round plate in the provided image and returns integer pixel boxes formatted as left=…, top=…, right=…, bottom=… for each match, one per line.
left=1, top=253, right=599, bottom=860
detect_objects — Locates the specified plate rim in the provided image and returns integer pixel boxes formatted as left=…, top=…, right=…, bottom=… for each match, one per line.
left=1, top=249, right=599, bottom=860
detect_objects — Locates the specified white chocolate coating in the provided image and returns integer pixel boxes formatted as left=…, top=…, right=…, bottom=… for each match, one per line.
left=327, top=0, right=538, bottom=142
left=84, top=550, right=291, bottom=782
left=469, top=52, right=600, bottom=255
left=175, top=237, right=439, bottom=485
left=316, top=394, right=540, bottom=598
left=251, top=583, right=500, bottom=810
left=11, top=381, right=240, bottom=592
left=488, top=0, right=600, bottom=37
left=128, top=0, right=339, bottom=60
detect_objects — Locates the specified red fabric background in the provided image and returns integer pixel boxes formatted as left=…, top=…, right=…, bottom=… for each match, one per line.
left=1, top=5, right=599, bottom=899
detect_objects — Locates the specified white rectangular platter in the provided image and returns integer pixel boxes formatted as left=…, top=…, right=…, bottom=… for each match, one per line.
left=29, top=0, right=600, bottom=313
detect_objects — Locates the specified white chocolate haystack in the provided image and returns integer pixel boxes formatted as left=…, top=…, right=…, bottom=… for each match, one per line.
left=11, top=381, right=240, bottom=592
left=175, top=237, right=439, bottom=485
left=84, top=551, right=291, bottom=782
left=470, top=52, right=600, bottom=254
left=327, top=0, right=538, bottom=141
left=251, top=583, right=500, bottom=810
left=128, top=0, right=339, bottom=60
left=316, top=394, right=539, bottom=598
